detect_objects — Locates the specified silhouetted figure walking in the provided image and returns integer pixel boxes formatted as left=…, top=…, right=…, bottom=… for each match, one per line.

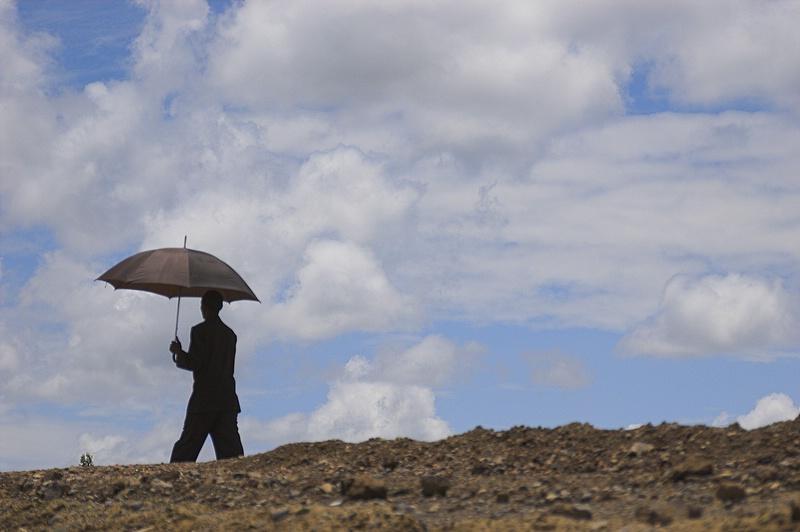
left=169, top=290, right=244, bottom=462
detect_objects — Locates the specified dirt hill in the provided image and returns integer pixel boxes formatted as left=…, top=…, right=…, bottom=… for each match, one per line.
left=3, top=419, right=800, bottom=530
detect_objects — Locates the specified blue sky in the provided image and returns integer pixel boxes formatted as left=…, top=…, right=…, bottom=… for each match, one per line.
left=1, top=0, right=799, bottom=470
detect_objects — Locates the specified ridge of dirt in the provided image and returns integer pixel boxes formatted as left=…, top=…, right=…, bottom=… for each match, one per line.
left=4, top=419, right=800, bottom=530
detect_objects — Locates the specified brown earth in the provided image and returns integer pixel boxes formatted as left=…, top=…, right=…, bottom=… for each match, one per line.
left=3, top=419, right=800, bottom=530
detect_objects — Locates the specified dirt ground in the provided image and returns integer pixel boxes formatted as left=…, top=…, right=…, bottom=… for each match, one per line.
left=3, top=419, right=800, bottom=530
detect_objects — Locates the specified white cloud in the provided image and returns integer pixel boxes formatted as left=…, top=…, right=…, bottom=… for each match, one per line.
left=373, top=335, right=462, bottom=387
left=0, top=413, right=184, bottom=471
left=247, top=380, right=451, bottom=446
left=0, top=417, right=83, bottom=471
left=138, top=145, right=419, bottom=344
left=721, top=393, right=800, bottom=430
left=76, top=420, right=192, bottom=466
left=266, top=240, right=417, bottom=340
left=1, top=0, right=800, bottom=468
left=208, top=0, right=622, bottom=163
left=525, top=351, right=591, bottom=390
left=516, top=0, right=800, bottom=111
left=306, top=380, right=449, bottom=442
left=34, top=335, right=468, bottom=466
left=0, top=318, right=19, bottom=372
left=620, top=274, right=799, bottom=358
left=0, top=343, right=17, bottom=372
left=1, top=251, right=190, bottom=407
left=0, top=1, right=55, bottom=90
left=645, top=1, right=800, bottom=110
left=711, top=411, right=732, bottom=428
left=78, top=433, right=126, bottom=459
left=2, top=0, right=798, bottom=342
left=131, top=0, right=209, bottom=91
left=241, top=336, right=471, bottom=448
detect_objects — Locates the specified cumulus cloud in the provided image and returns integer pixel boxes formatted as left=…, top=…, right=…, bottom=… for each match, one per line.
left=0, top=416, right=83, bottom=471
left=0, top=404, right=222, bottom=470
left=403, top=110, right=800, bottom=330
left=0, top=342, right=17, bottom=372
left=241, top=336, right=474, bottom=448
left=305, top=380, right=449, bottom=442
left=619, top=274, right=799, bottom=358
left=0, top=318, right=20, bottom=373
left=372, top=335, right=464, bottom=388
left=78, top=433, right=126, bottom=461
left=76, top=420, right=193, bottom=466
left=645, top=1, right=800, bottom=110
left=3, top=0, right=799, bottom=342
left=0, top=413, right=186, bottom=471
left=208, top=0, right=622, bottom=164
left=736, top=393, right=800, bottom=430
left=709, top=411, right=728, bottom=428
left=0, top=251, right=188, bottom=407
left=266, top=239, right=417, bottom=340
left=525, top=350, right=591, bottom=390
left=713, top=393, right=800, bottom=430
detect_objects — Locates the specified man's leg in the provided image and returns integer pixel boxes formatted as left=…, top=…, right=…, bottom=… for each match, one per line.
left=209, top=411, right=244, bottom=460
left=170, top=412, right=211, bottom=463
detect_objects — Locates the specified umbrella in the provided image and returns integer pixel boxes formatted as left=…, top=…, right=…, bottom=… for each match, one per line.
left=96, top=239, right=259, bottom=338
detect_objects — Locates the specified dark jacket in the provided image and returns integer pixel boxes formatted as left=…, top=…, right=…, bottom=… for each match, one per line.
left=175, top=316, right=241, bottom=413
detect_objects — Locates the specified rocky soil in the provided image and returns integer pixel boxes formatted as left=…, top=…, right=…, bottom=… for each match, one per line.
left=4, top=419, right=800, bottom=530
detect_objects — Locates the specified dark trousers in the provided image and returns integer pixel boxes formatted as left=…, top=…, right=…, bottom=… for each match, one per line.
left=170, top=410, right=244, bottom=463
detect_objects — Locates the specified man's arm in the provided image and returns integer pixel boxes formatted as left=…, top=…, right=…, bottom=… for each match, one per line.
left=170, top=327, right=200, bottom=371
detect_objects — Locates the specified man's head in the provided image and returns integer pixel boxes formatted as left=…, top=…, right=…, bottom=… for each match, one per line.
left=201, top=290, right=224, bottom=319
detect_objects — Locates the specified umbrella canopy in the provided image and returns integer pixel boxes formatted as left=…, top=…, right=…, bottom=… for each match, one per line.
left=97, top=247, right=259, bottom=303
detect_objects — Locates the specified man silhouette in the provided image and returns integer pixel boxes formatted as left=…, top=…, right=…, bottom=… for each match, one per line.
left=169, top=290, right=244, bottom=462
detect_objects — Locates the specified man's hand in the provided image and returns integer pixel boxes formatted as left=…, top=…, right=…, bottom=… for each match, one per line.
left=170, top=338, right=182, bottom=355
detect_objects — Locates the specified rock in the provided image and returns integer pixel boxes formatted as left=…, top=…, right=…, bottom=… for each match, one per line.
left=550, top=503, right=592, bottom=520
left=790, top=499, right=800, bottom=522
left=420, top=476, right=450, bottom=498
left=635, top=504, right=673, bottom=526
left=628, top=442, right=655, bottom=457
left=319, top=482, right=335, bottom=494
left=108, top=481, right=127, bottom=498
left=270, top=507, right=290, bottom=522
left=17, top=478, right=35, bottom=492
left=126, top=501, right=144, bottom=512
left=41, top=482, right=68, bottom=501
left=158, top=470, right=180, bottom=482
left=716, top=483, right=746, bottom=504
left=670, top=457, right=713, bottom=481
left=687, top=505, right=703, bottom=519
left=46, top=471, right=64, bottom=481
left=150, top=479, right=173, bottom=490
left=341, top=474, right=388, bottom=501
left=470, top=463, right=490, bottom=475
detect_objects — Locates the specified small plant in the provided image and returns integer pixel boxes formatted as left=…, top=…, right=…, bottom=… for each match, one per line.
left=80, top=453, right=94, bottom=467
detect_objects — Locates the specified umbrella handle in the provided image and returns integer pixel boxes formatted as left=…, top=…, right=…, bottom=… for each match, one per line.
left=172, top=236, right=187, bottom=362
left=172, top=294, right=181, bottom=363
left=174, top=292, right=182, bottom=340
